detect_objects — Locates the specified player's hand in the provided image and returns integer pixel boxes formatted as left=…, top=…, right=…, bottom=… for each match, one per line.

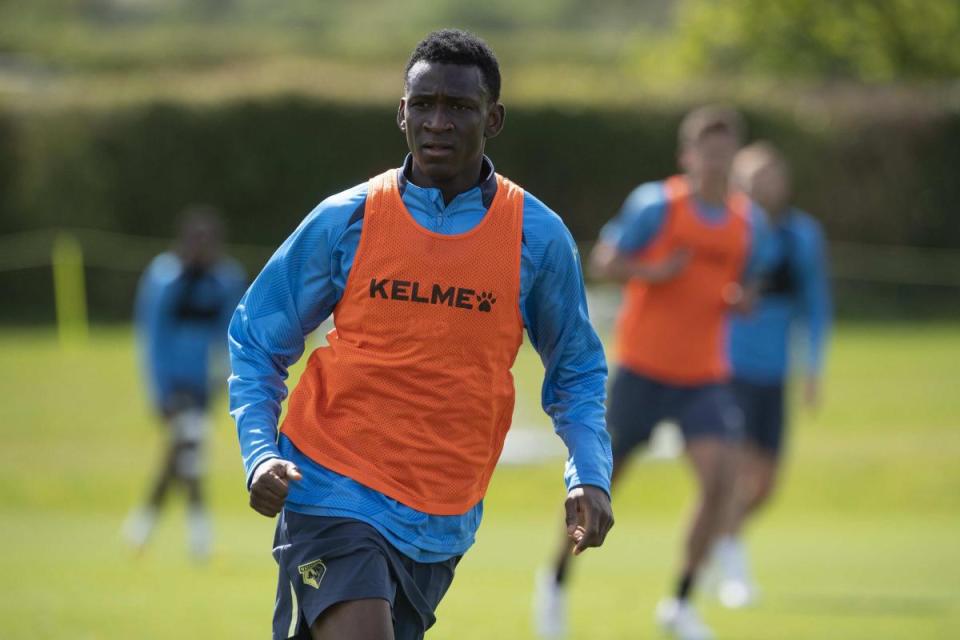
left=634, top=248, right=691, bottom=284
left=727, top=281, right=760, bottom=314
left=564, top=485, right=614, bottom=556
left=249, top=458, right=302, bottom=518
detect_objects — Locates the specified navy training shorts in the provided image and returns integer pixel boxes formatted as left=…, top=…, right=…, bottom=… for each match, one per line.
left=271, top=511, right=460, bottom=640
left=607, top=366, right=744, bottom=460
left=731, top=378, right=786, bottom=456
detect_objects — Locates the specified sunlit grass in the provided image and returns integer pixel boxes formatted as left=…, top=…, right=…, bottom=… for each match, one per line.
left=0, top=323, right=958, bottom=638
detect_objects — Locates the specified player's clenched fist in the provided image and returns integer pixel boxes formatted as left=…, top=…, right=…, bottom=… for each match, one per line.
left=249, top=459, right=302, bottom=517
left=565, top=485, right=614, bottom=555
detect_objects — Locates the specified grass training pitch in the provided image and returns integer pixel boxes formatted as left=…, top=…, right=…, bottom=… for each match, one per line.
left=0, top=322, right=958, bottom=639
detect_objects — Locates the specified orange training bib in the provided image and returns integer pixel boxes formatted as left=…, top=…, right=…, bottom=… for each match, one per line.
left=281, top=169, right=525, bottom=515
left=615, top=175, right=750, bottom=385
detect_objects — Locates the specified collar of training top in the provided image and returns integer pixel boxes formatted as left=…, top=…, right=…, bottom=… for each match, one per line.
left=399, top=153, right=498, bottom=209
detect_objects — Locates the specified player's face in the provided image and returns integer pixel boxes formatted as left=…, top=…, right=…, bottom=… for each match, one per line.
left=680, top=130, right=739, bottom=183
left=398, top=61, right=504, bottom=190
left=743, top=162, right=791, bottom=216
left=179, top=221, right=221, bottom=269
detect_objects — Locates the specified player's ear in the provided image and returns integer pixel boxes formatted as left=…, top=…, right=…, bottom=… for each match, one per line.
left=485, top=103, right=505, bottom=139
left=397, top=99, right=407, bottom=132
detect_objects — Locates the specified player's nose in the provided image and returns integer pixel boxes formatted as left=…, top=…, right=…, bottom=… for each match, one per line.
left=423, top=106, right=455, bottom=131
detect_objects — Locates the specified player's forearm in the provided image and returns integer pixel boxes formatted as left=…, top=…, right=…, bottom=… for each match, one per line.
left=140, top=339, right=167, bottom=410
left=744, top=202, right=777, bottom=281
left=589, top=245, right=635, bottom=283
left=525, top=223, right=612, bottom=493
left=741, top=245, right=773, bottom=283
left=239, top=426, right=283, bottom=488
left=559, top=424, right=613, bottom=496
left=604, top=260, right=657, bottom=283
left=543, top=350, right=612, bottom=494
left=536, top=314, right=608, bottom=441
left=804, top=311, right=831, bottom=376
left=230, top=379, right=285, bottom=486
left=227, top=328, right=292, bottom=416
left=228, top=304, right=300, bottom=487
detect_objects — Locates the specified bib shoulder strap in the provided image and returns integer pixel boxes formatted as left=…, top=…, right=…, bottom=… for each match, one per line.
left=367, top=168, right=400, bottom=201
left=493, top=174, right=526, bottom=240
left=664, top=175, right=690, bottom=205
left=361, top=168, right=402, bottom=224
left=661, top=174, right=691, bottom=231
left=494, top=173, right=525, bottom=209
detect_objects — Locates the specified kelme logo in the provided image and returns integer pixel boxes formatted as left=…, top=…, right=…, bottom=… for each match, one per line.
left=369, top=278, right=495, bottom=312
left=298, top=559, right=327, bottom=589
left=476, top=291, right=496, bottom=312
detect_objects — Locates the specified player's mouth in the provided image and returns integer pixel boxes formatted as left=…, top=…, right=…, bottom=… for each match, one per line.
left=421, top=142, right=455, bottom=158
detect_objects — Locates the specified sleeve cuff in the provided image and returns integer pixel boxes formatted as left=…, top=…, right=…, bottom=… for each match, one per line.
left=567, top=482, right=612, bottom=500
left=564, top=458, right=612, bottom=497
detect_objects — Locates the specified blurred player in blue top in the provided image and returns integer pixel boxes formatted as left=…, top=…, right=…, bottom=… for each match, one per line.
left=123, top=206, right=246, bottom=561
left=710, top=142, right=832, bottom=607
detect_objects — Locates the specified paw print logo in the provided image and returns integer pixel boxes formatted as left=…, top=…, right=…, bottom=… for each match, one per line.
left=477, top=291, right=496, bottom=312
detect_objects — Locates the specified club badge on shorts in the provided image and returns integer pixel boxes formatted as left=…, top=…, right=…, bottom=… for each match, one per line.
left=298, top=559, right=327, bottom=589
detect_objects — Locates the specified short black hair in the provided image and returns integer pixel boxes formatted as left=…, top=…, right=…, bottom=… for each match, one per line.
left=678, top=104, right=745, bottom=148
left=405, top=29, right=501, bottom=103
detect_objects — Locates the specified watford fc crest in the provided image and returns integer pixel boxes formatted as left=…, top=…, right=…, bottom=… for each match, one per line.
left=298, top=559, right=327, bottom=589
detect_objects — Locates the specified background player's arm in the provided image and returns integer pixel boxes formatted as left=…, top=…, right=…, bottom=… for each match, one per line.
left=795, top=216, right=833, bottom=408
left=134, top=257, right=172, bottom=416
left=228, top=194, right=361, bottom=514
left=524, top=197, right=614, bottom=553
left=731, top=202, right=778, bottom=313
left=217, top=262, right=248, bottom=342
left=590, top=242, right=691, bottom=284
left=589, top=181, right=689, bottom=284
left=207, top=261, right=248, bottom=393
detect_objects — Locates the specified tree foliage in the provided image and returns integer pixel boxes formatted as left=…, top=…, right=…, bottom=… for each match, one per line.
left=677, top=0, right=960, bottom=81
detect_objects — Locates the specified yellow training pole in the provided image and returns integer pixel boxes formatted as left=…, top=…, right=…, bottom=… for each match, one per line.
left=52, top=232, right=88, bottom=349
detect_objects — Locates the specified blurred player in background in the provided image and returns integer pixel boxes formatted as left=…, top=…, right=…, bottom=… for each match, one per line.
left=536, top=105, right=772, bottom=640
left=123, top=206, right=246, bottom=561
left=230, top=29, right=613, bottom=640
left=709, top=141, right=832, bottom=607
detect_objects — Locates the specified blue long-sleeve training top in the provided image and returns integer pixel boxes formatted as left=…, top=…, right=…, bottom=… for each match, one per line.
left=135, top=252, right=246, bottom=412
left=729, top=208, right=832, bottom=383
left=598, top=180, right=776, bottom=281
left=229, top=155, right=612, bottom=562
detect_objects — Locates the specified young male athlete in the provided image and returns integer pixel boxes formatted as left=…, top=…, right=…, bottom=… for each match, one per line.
left=535, top=106, right=772, bottom=640
left=710, top=141, right=832, bottom=607
left=229, top=30, right=613, bottom=640
left=124, top=207, right=246, bottom=561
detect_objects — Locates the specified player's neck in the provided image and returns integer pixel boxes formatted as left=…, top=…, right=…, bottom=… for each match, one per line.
left=687, top=174, right=728, bottom=207
left=410, top=161, right=484, bottom=206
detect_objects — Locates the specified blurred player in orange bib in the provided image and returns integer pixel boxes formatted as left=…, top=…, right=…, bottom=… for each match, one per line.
left=535, top=106, right=773, bottom=640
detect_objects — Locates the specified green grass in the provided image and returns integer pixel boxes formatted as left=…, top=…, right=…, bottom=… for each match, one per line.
left=0, top=323, right=958, bottom=638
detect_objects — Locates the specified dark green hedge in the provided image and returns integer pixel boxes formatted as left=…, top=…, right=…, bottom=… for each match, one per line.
left=2, top=97, right=958, bottom=320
